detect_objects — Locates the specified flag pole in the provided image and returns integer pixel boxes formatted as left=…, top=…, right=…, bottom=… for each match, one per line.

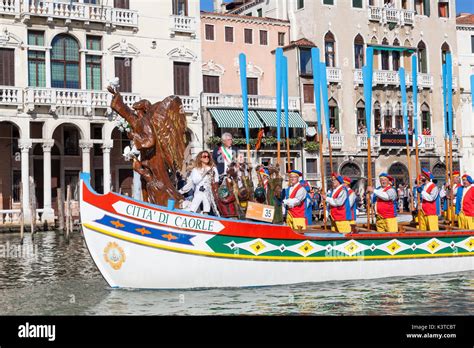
left=442, top=62, right=450, bottom=224
left=239, top=54, right=252, bottom=168
left=399, top=68, right=414, bottom=212
left=311, top=47, right=327, bottom=230
left=282, top=56, right=291, bottom=172
left=275, top=48, right=283, bottom=168
left=320, top=62, right=333, bottom=173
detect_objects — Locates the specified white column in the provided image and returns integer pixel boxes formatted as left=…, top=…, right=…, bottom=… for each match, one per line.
left=45, top=48, right=51, bottom=88
left=42, top=140, right=55, bottom=222
left=79, top=140, right=93, bottom=173
left=102, top=140, right=113, bottom=193
left=19, top=140, right=32, bottom=221
left=80, top=50, right=87, bottom=90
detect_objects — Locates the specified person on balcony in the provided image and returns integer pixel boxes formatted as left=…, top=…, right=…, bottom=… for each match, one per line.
left=321, top=173, right=352, bottom=234
left=212, top=133, right=240, bottom=181
left=416, top=169, right=440, bottom=231
left=367, top=173, right=398, bottom=233
left=282, top=170, right=308, bottom=231
left=456, top=174, right=474, bottom=230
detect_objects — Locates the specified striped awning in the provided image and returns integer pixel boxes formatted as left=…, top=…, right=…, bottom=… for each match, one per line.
left=209, top=109, right=264, bottom=128
left=256, top=110, right=307, bottom=128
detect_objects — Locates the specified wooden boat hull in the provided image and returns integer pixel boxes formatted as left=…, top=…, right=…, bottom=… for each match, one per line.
left=79, top=173, right=474, bottom=289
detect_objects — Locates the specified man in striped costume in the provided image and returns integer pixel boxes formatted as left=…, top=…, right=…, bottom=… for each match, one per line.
left=367, top=173, right=398, bottom=232
left=417, top=168, right=440, bottom=231
left=343, top=176, right=357, bottom=225
left=457, top=174, right=474, bottom=230
left=322, top=173, right=352, bottom=234
left=283, top=170, right=308, bottom=231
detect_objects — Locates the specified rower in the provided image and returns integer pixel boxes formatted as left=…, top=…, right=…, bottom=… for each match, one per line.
left=448, top=171, right=461, bottom=222
left=322, top=173, right=352, bottom=234
left=367, top=173, right=398, bottom=233
left=343, top=176, right=357, bottom=225
left=457, top=174, right=474, bottom=230
left=416, top=168, right=440, bottom=231
left=282, top=170, right=307, bottom=231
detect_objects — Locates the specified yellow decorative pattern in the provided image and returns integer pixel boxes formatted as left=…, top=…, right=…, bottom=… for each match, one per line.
left=136, top=227, right=151, bottom=236
left=465, top=238, right=474, bottom=250
left=299, top=242, right=314, bottom=255
left=428, top=240, right=441, bottom=253
left=387, top=241, right=401, bottom=254
left=344, top=241, right=359, bottom=255
left=250, top=240, right=266, bottom=254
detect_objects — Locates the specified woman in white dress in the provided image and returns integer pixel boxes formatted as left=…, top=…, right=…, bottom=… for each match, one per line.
left=179, top=151, right=219, bottom=214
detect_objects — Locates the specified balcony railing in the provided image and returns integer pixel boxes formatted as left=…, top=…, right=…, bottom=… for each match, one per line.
left=422, top=135, right=435, bottom=150
left=179, top=96, right=199, bottom=113
left=170, top=15, right=196, bottom=37
left=357, top=134, right=381, bottom=149
left=368, top=6, right=414, bottom=26
left=202, top=93, right=300, bottom=111
left=15, top=0, right=138, bottom=27
left=329, top=134, right=344, bottom=150
left=354, top=69, right=434, bottom=88
left=326, top=68, right=342, bottom=83
left=0, top=86, right=23, bottom=106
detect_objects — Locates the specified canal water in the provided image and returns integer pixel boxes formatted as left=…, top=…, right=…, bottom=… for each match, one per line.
left=0, top=230, right=473, bottom=315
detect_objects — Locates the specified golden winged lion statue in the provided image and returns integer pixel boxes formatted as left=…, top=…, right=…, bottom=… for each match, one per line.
left=108, top=86, right=188, bottom=207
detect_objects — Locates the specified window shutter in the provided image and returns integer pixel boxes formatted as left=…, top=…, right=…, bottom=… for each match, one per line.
left=115, top=57, right=132, bottom=93
left=174, top=62, right=190, bottom=96
left=423, top=0, right=430, bottom=16
left=114, top=0, right=129, bottom=9
left=247, top=78, right=258, bottom=95
left=203, top=75, right=219, bottom=93
left=303, top=84, right=314, bottom=103
left=225, top=27, right=234, bottom=42
left=0, top=49, right=15, bottom=86
left=245, top=29, right=253, bottom=44
left=205, top=25, right=214, bottom=40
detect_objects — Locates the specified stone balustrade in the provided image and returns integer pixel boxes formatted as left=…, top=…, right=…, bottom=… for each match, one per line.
left=202, top=93, right=300, bottom=110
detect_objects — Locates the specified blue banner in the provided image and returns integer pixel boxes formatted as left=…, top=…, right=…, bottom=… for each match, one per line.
left=319, top=62, right=330, bottom=141
left=311, top=47, right=322, bottom=135
left=363, top=47, right=374, bottom=138
left=282, top=56, right=290, bottom=138
left=399, top=67, right=409, bottom=144
left=446, top=53, right=453, bottom=141
left=275, top=48, right=283, bottom=142
left=412, top=55, right=419, bottom=139
left=239, top=53, right=250, bottom=144
left=442, top=63, right=447, bottom=138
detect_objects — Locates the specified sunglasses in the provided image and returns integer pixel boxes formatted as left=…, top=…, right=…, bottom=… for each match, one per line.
left=201, top=155, right=210, bottom=158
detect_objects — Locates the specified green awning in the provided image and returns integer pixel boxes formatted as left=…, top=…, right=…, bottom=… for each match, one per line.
left=256, top=110, right=307, bottom=128
left=369, top=44, right=416, bottom=53
left=209, top=109, right=263, bottom=128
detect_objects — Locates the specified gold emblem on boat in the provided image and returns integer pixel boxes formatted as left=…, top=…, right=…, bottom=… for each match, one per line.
left=344, top=241, right=359, bottom=255
left=103, top=242, right=126, bottom=270
left=387, top=241, right=401, bottom=254
left=299, top=242, right=314, bottom=255
left=427, top=240, right=440, bottom=252
left=111, top=220, right=125, bottom=229
left=250, top=240, right=266, bottom=254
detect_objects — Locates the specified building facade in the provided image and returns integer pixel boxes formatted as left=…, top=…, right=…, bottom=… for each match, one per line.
left=221, top=0, right=461, bottom=187
left=0, top=0, right=202, bottom=222
left=456, top=13, right=474, bottom=174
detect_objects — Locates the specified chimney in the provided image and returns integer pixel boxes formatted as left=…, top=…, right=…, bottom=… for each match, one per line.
left=214, top=0, right=224, bottom=13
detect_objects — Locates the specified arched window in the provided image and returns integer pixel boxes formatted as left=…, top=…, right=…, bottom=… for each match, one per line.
left=354, top=34, right=364, bottom=69
left=356, top=100, right=366, bottom=133
left=380, top=38, right=390, bottom=70
left=51, top=34, right=80, bottom=89
left=328, top=98, right=339, bottom=131
left=417, top=41, right=428, bottom=73
left=392, top=38, right=400, bottom=71
left=421, top=103, right=431, bottom=133
left=441, top=42, right=450, bottom=65
left=324, top=31, right=336, bottom=68
left=374, top=101, right=381, bottom=132
left=383, top=102, right=392, bottom=130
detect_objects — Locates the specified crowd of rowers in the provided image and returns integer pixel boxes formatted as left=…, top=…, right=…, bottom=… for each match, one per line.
left=176, top=133, right=474, bottom=233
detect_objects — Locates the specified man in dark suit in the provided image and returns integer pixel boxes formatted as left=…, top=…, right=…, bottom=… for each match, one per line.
left=212, top=133, right=240, bottom=178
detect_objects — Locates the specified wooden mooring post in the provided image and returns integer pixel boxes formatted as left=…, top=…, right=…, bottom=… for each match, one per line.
left=20, top=183, right=24, bottom=245
left=66, top=185, right=71, bottom=241
left=29, top=177, right=36, bottom=239
left=57, top=188, right=64, bottom=232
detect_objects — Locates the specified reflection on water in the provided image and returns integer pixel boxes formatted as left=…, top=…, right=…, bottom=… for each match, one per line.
left=0, top=231, right=473, bottom=315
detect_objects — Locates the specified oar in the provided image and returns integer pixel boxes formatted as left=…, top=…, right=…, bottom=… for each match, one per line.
left=363, top=47, right=374, bottom=229
left=320, top=62, right=334, bottom=173
left=446, top=53, right=455, bottom=227
left=239, top=53, right=252, bottom=169
left=282, top=56, right=291, bottom=172
left=412, top=54, right=421, bottom=226
left=275, top=48, right=283, bottom=168
left=311, top=47, right=328, bottom=230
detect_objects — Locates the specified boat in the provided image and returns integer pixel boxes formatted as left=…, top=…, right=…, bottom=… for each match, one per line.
left=79, top=172, right=474, bottom=289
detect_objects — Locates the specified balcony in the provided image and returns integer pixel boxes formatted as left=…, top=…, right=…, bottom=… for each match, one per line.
left=179, top=96, right=199, bottom=113
left=17, top=0, right=138, bottom=28
left=0, top=0, right=20, bottom=16
left=357, top=134, right=381, bottom=150
left=329, top=134, right=344, bottom=150
left=25, top=88, right=140, bottom=115
left=0, top=86, right=23, bottom=106
left=368, top=6, right=414, bottom=26
left=326, top=68, right=342, bottom=83
left=354, top=69, right=434, bottom=88
left=202, top=93, right=300, bottom=111
left=170, top=15, right=196, bottom=37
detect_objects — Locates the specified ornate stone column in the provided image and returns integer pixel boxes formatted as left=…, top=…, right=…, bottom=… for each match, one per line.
left=79, top=140, right=94, bottom=173
left=18, top=139, right=32, bottom=221
left=102, top=140, right=113, bottom=193
left=42, top=139, right=55, bottom=222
